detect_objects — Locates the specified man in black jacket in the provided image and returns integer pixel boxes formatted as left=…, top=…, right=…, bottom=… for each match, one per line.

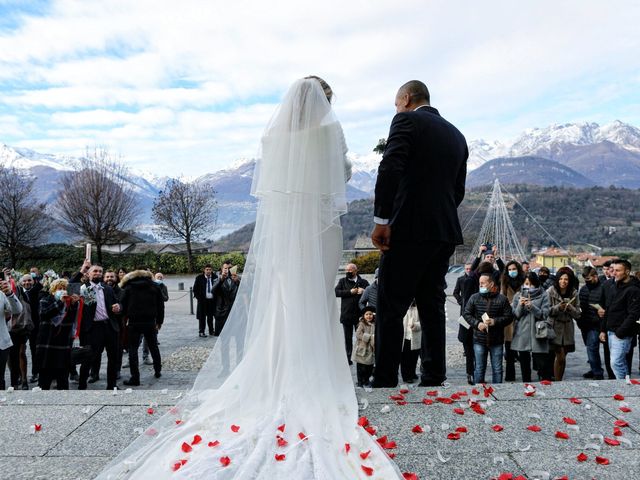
left=20, top=274, right=42, bottom=384
left=193, top=264, right=218, bottom=338
left=599, top=259, right=640, bottom=379
left=578, top=267, right=605, bottom=379
left=119, top=269, right=165, bottom=386
left=214, top=262, right=239, bottom=336
left=371, top=80, right=467, bottom=387
left=335, top=263, right=369, bottom=364
left=71, top=261, right=121, bottom=390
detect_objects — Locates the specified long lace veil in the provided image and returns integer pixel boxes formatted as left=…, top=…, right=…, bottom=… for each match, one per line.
left=97, top=78, right=401, bottom=479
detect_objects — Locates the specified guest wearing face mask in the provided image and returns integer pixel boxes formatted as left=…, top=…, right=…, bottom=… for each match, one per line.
left=510, top=272, right=552, bottom=381
left=537, top=267, right=554, bottom=290
left=20, top=274, right=43, bottom=384
left=335, top=263, right=369, bottom=364
left=500, top=260, right=525, bottom=381
left=578, top=267, right=606, bottom=380
left=36, top=279, right=81, bottom=390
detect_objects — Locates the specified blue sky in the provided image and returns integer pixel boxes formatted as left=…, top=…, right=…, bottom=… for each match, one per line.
left=1, top=0, right=639, bottom=176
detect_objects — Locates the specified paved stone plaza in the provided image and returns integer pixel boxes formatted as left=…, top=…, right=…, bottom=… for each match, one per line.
left=2, top=278, right=639, bottom=479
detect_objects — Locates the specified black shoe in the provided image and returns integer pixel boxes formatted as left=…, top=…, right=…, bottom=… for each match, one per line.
left=199, top=332, right=207, bottom=338
left=88, top=376, right=100, bottom=384
left=583, top=371, right=595, bottom=379
left=467, top=374, right=474, bottom=385
left=154, top=371, right=162, bottom=379
left=29, top=374, right=39, bottom=383
left=371, top=379, right=398, bottom=388
left=593, top=374, right=604, bottom=380
left=123, top=378, right=140, bottom=386
left=21, top=382, right=29, bottom=390
left=78, top=383, right=87, bottom=390
left=348, top=360, right=353, bottom=365
left=419, top=380, right=446, bottom=387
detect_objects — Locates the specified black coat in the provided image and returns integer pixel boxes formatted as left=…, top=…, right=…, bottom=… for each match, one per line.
left=601, top=276, right=640, bottom=338
left=215, top=276, right=239, bottom=319
left=193, top=273, right=220, bottom=320
left=578, top=281, right=604, bottom=330
left=464, top=291, right=513, bottom=346
left=119, top=270, right=165, bottom=326
left=335, top=275, right=370, bottom=325
left=36, top=294, right=78, bottom=370
left=69, top=272, right=119, bottom=333
left=20, top=283, right=43, bottom=327
left=374, top=105, right=467, bottom=244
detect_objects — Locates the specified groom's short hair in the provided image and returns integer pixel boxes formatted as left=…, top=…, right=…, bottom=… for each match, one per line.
left=400, top=80, right=430, bottom=104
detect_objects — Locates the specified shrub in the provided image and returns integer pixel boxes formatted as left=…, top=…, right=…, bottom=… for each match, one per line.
left=352, top=251, right=381, bottom=274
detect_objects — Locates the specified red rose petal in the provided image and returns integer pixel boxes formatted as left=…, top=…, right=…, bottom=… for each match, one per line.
left=274, top=453, right=286, bottom=462
left=277, top=424, right=285, bottom=432
left=388, top=453, right=396, bottom=459
left=230, top=425, right=240, bottom=433
left=360, top=450, right=371, bottom=460
left=208, top=440, right=220, bottom=447
left=613, top=427, right=623, bottom=437
left=361, top=465, right=374, bottom=476
left=619, top=407, right=632, bottom=413
left=492, top=424, right=504, bottom=432
left=191, top=434, right=202, bottom=445
left=277, top=436, right=288, bottom=447
left=453, top=408, right=465, bottom=415
left=427, top=390, right=438, bottom=397
left=447, top=432, right=460, bottom=440
left=298, top=432, right=308, bottom=441
left=563, top=417, right=577, bottom=425
left=569, top=397, right=582, bottom=404
left=382, top=441, right=397, bottom=450
left=455, top=426, right=468, bottom=433
left=471, top=388, right=480, bottom=395
left=496, top=474, right=513, bottom=480
left=422, top=398, right=433, bottom=405
left=220, top=456, right=231, bottom=467
left=399, top=388, right=409, bottom=394
left=630, top=378, right=640, bottom=385
left=613, top=394, right=625, bottom=401
left=358, top=416, right=369, bottom=427
left=524, top=391, right=536, bottom=397
left=171, top=462, right=182, bottom=472
left=555, top=431, right=570, bottom=439
left=604, top=437, right=620, bottom=446
left=376, top=435, right=388, bottom=445
left=365, top=426, right=377, bottom=435
left=396, top=400, right=408, bottom=406
left=147, top=408, right=154, bottom=415
left=577, top=452, right=588, bottom=462
left=411, top=425, right=424, bottom=433
left=181, top=442, right=193, bottom=453
left=436, top=397, right=453, bottom=404
left=451, top=393, right=461, bottom=401
left=540, top=380, right=552, bottom=385
left=595, top=456, right=610, bottom=465
left=390, top=394, right=405, bottom=401
left=34, top=424, right=42, bottom=432
left=471, top=404, right=486, bottom=415
left=614, top=419, right=629, bottom=428
left=527, top=425, right=542, bottom=432
left=345, top=443, right=351, bottom=453
left=402, top=473, right=419, bottom=480
left=175, top=420, right=182, bottom=425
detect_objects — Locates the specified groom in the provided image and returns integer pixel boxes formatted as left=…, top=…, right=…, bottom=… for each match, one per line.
left=371, top=80, right=468, bottom=388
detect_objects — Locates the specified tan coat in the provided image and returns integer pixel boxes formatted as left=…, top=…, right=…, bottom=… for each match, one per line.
left=403, top=306, right=422, bottom=350
left=352, top=319, right=375, bottom=365
left=501, top=283, right=519, bottom=342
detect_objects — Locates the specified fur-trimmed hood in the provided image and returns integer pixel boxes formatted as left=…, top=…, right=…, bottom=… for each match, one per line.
left=119, top=270, right=153, bottom=288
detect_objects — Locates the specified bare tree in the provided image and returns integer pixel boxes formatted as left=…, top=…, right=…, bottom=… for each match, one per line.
left=0, top=166, right=52, bottom=266
left=152, top=178, right=217, bottom=272
left=56, top=147, right=140, bottom=264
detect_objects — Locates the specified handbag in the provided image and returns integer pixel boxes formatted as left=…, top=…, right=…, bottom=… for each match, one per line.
left=535, top=321, right=555, bottom=340
left=9, top=296, right=34, bottom=336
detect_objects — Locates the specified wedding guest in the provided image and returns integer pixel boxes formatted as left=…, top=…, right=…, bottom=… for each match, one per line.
left=117, top=268, right=128, bottom=282
left=214, top=261, right=239, bottom=336
left=20, top=274, right=43, bottom=384
left=119, top=269, right=164, bottom=386
left=103, top=270, right=125, bottom=378
left=0, top=278, right=22, bottom=390
left=193, top=264, right=218, bottom=338
left=464, top=273, right=513, bottom=384
left=500, top=260, right=524, bottom=381
left=511, top=272, right=552, bottom=381
left=548, top=267, right=581, bottom=381
left=578, top=267, right=605, bottom=380
left=400, top=300, right=421, bottom=383
left=36, top=279, right=79, bottom=390
left=353, top=306, right=376, bottom=387
left=335, top=263, right=369, bottom=364
left=521, top=261, right=531, bottom=274
left=358, top=268, right=379, bottom=311
left=154, top=272, right=169, bottom=302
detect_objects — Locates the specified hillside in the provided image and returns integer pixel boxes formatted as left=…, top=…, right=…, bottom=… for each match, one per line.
left=214, top=185, right=640, bottom=254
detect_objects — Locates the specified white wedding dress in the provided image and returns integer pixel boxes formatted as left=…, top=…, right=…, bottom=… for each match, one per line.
left=97, top=79, right=403, bottom=480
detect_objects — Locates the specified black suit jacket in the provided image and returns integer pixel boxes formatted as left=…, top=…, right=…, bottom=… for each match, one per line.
left=335, top=276, right=370, bottom=325
left=70, top=272, right=119, bottom=333
left=374, top=106, right=468, bottom=244
left=193, top=273, right=220, bottom=302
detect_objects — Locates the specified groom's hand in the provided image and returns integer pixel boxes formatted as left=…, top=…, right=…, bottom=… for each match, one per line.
left=371, top=224, right=391, bottom=252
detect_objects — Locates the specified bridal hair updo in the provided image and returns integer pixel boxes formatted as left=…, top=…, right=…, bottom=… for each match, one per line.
left=304, top=75, right=333, bottom=103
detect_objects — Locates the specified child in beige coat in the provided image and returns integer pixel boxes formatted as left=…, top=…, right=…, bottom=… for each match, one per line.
left=352, top=306, right=375, bottom=387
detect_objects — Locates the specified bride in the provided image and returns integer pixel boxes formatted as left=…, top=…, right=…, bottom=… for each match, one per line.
left=97, top=77, right=403, bottom=479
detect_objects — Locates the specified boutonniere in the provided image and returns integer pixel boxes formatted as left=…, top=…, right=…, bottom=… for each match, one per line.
left=80, top=284, right=97, bottom=305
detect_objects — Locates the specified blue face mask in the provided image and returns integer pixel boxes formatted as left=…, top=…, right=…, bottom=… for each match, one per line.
left=54, top=290, right=66, bottom=301
left=508, top=271, right=518, bottom=278
left=30, top=272, right=37, bottom=279
left=479, top=287, right=489, bottom=295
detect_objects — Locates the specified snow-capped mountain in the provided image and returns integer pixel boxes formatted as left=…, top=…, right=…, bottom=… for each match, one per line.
left=468, top=120, right=640, bottom=171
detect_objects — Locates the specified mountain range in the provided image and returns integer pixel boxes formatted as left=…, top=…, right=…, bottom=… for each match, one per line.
left=3, top=120, right=640, bottom=241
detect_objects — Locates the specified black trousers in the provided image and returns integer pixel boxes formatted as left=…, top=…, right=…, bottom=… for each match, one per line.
left=342, top=323, right=356, bottom=361
left=504, top=341, right=517, bottom=381
left=29, top=324, right=39, bottom=376
left=128, top=323, right=161, bottom=381
left=356, top=363, right=374, bottom=386
left=518, top=351, right=548, bottom=383
left=400, top=339, right=420, bottom=382
left=8, top=332, right=28, bottom=386
left=374, top=241, right=454, bottom=387
left=38, top=368, right=69, bottom=390
left=0, top=348, right=9, bottom=390
left=462, top=332, right=475, bottom=377
left=198, top=299, right=216, bottom=334
left=215, top=314, right=229, bottom=336
left=79, top=322, right=119, bottom=389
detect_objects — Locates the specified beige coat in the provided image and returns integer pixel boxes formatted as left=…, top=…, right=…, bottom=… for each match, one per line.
left=352, top=319, right=375, bottom=365
left=403, top=306, right=422, bottom=351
